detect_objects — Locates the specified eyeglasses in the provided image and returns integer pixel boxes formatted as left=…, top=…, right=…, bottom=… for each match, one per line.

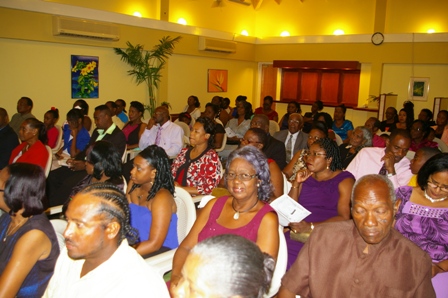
left=427, top=179, right=448, bottom=193
left=308, top=135, right=321, bottom=141
left=225, top=173, right=257, bottom=181
left=304, top=151, right=327, bottom=158
left=241, top=138, right=261, bottom=145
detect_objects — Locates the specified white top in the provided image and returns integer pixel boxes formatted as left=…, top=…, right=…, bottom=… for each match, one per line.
left=139, top=120, right=184, bottom=157
left=43, top=239, right=169, bottom=298
left=182, top=105, right=201, bottom=120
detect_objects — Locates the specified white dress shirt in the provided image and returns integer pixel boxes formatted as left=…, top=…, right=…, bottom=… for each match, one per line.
left=139, top=120, right=184, bottom=157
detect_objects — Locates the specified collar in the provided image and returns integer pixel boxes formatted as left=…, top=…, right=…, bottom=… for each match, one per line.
left=352, top=220, right=393, bottom=257
left=97, top=123, right=117, bottom=136
left=159, top=120, right=171, bottom=129
left=288, top=131, right=299, bottom=138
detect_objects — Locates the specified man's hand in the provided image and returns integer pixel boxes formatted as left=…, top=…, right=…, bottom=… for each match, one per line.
left=381, top=151, right=396, bottom=174
left=66, top=159, right=86, bottom=171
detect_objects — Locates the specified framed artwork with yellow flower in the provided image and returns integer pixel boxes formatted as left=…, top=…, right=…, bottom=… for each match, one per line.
left=71, top=55, right=99, bottom=98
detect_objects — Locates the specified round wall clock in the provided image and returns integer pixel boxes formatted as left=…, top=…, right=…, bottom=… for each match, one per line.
left=371, top=32, right=384, bottom=45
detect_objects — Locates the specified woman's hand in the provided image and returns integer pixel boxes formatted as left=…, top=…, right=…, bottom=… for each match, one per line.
left=295, top=168, right=312, bottom=184
left=66, top=159, right=86, bottom=171
left=289, top=221, right=312, bottom=234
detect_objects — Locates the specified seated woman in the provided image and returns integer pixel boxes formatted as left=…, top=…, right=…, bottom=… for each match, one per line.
left=394, top=108, right=413, bottom=130
left=171, top=117, right=222, bottom=196
left=182, top=95, right=201, bottom=120
left=338, top=126, right=372, bottom=169
left=173, top=234, right=275, bottom=298
left=283, top=122, right=328, bottom=181
left=286, top=138, right=354, bottom=268
left=73, top=99, right=92, bottom=132
left=395, top=153, right=448, bottom=297
left=241, top=127, right=284, bottom=199
left=332, top=104, right=353, bottom=142
left=170, top=146, right=279, bottom=291
left=254, top=95, right=278, bottom=122
left=127, top=145, right=178, bottom=257
left=43, top=107, right=59, bottom=149
left=433, top=110, right=448, bottom=139
left=279, top=101, right=301, bottom=130
left=226, top=101, right=253, bottom=144
left=204, top=103, right=225, bottom=149
left=56, top=108, right=90, bottom=159
left=9, top=118, right=49, bottom=170
left=122, top=101, right=146, bottom=149
left=410, top=120, right=438, bottom=152
left=0, top=163, right=60, bottom=297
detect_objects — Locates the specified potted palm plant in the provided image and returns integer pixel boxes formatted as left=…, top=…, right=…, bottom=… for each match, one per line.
left=114, top=36, right=181, bottom=116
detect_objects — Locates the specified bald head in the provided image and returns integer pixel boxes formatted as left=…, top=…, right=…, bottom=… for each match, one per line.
left=250, top=114, right=269, bottom=133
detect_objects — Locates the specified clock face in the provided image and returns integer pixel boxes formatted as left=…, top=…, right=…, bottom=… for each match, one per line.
left=371, top=32, right=384, bottom=45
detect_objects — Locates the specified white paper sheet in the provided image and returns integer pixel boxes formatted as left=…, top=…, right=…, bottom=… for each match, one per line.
left=270, top=194, right=311, bottom=227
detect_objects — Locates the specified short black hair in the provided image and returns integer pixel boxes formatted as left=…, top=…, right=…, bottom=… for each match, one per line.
left=389, top=128, right=411, bottom=142
left=417, top=153, right=447, bottom=190
left=264, top=96, right=274, bottom=104
left=66, top=108, right=84, bottom=122
left=315, top=100, right=324, bottom=111
left=4, top=163, right=46, bottom=217
left=26, top=118, right=47, bottom=144
left=86, top=141, right=123, bottom=180
left=21, top=97, right=33, bottom=108
left=130, top=101, right=144, bottom=114
left=95, top=104, right=112, bottom=116
left=420, top=108, right=433, bottom=121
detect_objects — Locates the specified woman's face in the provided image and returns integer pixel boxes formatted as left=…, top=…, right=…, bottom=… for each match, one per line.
left=425, top=171, right=448, bottom=201
left=204, top=106, right=216, bottom=120
left=437, top=112, right=448, bottom=127
left=226, top=158, right=259, bottom=202
left=307, top=128, right=326, bottom=147
left=287, top=103, right=297, bottom=114
left=241, top=131, right=263, bottom=150
left=0, top=169, right=9, bottom=212
left=333, top=107, right=344, bottom=121
left=349, top=128, right=365, bottom=148
left=44, top=112, right=56, bottom=128
left=188, top=96, right=195, bottom=106
left=311, top=102, right=319, bottom=114
left=398, top=111, right=407, bottom=123
left=237, top=103, right=246, bottom=117
left=130, top=155, right=156, bottom=185
left=190, top=122, right=209, bottom=147
left=305, top=143, right=331, bottom=173
left=410, top=122, right=424, bottom=140
left=128, top=107, right=142, bottom=122
left=19, top=121, right=37, bottom=143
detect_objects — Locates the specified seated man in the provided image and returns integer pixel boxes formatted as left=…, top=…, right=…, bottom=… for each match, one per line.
left=43, top=183, right=169, bottom=297
left=346, top=129, right=413, bottom=189
left=273, top=113, right=308, bottom=163
left=250, top=114, right=287, bottom=170
left=9, top=96, right=35, bottom=135
left=364, top=117, right=386, bottom=148
left=279, top=174, right=435, bottom=298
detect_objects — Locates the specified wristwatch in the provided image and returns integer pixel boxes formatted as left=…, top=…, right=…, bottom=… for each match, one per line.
left=387, top=173, right=395, bottom=177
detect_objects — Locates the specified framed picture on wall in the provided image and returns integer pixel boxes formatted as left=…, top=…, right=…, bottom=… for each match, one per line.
left=208, top=69, right=228, bottom=92
left=408, top=77, right=429, bottom=101
left=71, top=55, right=99, bottom=98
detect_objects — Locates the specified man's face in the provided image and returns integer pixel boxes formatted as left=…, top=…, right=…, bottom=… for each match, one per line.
left=153, top=107, right=167, bottom=124
left=17, top=98, right=31, bottom=114
left=385, top=135, right=410, bottom=163
left=250, top=116, right=268, bottom=133
left=94, top=110, right=110, bottom=129
left=288, top=113, right=303, bottom=134
left=352, top=179, right=395, bottom=245
left=385, top=108, right=395, bottom=121
left=115, top=100, right=124, bottom=114
left=63, top=193, right=110, bottom=260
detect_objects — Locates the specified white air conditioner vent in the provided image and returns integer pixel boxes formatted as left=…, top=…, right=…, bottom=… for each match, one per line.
left=198, top=37, right=237, bottom=53
left=52, top=16, right=120, bottom=41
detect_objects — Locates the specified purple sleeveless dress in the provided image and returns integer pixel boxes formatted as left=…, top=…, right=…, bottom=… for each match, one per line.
left=285, top=171, right=355, bottom=268
left=395, top=186, right=448, bottom=297
left=198, top=196, right=275, bottom=243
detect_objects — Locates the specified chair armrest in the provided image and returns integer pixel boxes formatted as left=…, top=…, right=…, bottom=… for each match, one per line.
left=145, top=248, right=177, bottom=277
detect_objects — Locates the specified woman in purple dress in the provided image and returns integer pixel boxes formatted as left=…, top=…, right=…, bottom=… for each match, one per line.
left=395, top=153, right=448, bottom=297
left=286, top=138, right=355, bottom=268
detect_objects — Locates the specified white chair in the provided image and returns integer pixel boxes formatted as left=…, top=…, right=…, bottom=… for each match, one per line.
left=44, top=145, right=53, bottom=177
left=282, top=172, right=291, bottom=195
left=215, top=133, right=227, bottom=153
left=265, top=226, right=288, bottom=298
left=406, top=150, right=416, bottom=160
left=433, top=137, right=448, bottom=153
left=183, top=135, right=190, bottom=148
left=145, top=186, right=197, bottom=276
left=174, top=120, right=190, bottom=138
left=121, top=144, right=128, bottom=163
left=51, top=125, right=63, bottom=154
left=269, top=120, right=280, bottom=135
left=50, top=219, right=67, bottom=251
left=126, top=148, right=142, bottom=161
left=334, top=133, right=343, bottom=146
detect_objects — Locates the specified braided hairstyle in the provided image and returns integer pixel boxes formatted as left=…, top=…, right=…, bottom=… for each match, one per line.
left=79, top=182, right=139, bottom=245
left=312, top=137, right=343, bottom=171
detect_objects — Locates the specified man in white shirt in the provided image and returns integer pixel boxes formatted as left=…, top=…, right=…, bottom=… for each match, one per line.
left=273, top=113, right=308, bottom=163
left=139, top=106, right=184, bottom=158
left=43, top=183, right=169, bottom=298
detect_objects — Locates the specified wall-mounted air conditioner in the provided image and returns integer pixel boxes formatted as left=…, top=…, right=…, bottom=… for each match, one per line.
left=198, top=37, right=237, bottom=53
left=52, top=16, right=120, bottom=41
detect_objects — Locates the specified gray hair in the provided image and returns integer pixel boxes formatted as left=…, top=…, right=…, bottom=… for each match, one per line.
left=351, top=174, right=396, bottom=206
left=355, top=126, right=373, bottom=148
left=225, top=146, right=272, bottom=202
left=189, top=234, right=275, bottom=298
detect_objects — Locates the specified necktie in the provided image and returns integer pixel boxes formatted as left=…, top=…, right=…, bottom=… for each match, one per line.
left=378, top=163, right=387, bottom=175
left=286, top=135, right=293, bottom=162
left=155, top=126, right=162, bottom=146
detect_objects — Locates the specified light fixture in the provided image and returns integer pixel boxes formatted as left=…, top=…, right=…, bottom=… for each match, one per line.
left=177, top=18, right=187, bottom=25
left=427, top=28, right=435, bottom=34
left=280, top=31, right=290, bottom=37
left=333, top=29, right=344, bottom=35
left=133, top=12, right=142, bottom=17
left=241, top=30, right=249, bottom=36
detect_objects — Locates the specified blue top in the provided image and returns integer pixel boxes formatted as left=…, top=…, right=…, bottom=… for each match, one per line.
left=62, top=124, right=90, bottom=155
left=129, top=203, right=178, bottom=249
left=117, top=111, right=129, bottom=123
left=332, top=120, right=354, bottom=141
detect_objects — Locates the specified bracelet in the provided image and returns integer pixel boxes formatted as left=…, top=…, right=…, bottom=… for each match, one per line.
left=291, top=184, right=299, bottom=189
left=310, top=222, right=314, bottom=232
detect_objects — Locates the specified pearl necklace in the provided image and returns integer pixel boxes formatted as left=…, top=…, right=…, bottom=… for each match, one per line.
left=231, top=199, right=258, bottom=220
left=424, top=189, right=448, bottom=203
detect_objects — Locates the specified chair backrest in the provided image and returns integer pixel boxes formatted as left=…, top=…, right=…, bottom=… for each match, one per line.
left=52, top=125, right=64, bottom=154
left=406, top=150, right=416, bottom=160
left=282, top=172, right=291, bottom=195
left=121, top=144, right=128, bottom=163
left=173, top=186, right=197, bottom=243
left=50, top=219, right=67, bottom=251
left=269, top=120, right=280, bottom=135
left=215, top=133, right=227, bottom=152
left=334, top=133, right=343, bottom=146
left=183, top=135, right=190, bottom=148
left=265, top=225, right=288, bottom=298
left=174, top=120, right=191, bottom=138
left=45, top=145, right=53, bottom=177
left=433, top=137, right=448, bottom=153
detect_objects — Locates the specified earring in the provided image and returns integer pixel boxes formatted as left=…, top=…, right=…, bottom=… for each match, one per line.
left=327, top=165, right=329, bottom=170
left=257, top=184, right=260, bottom=187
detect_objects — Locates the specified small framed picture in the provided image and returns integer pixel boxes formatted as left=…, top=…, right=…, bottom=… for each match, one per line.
left=208, top=69, right=228, bottom=92
left=408, top=77, right=429, bottom=101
